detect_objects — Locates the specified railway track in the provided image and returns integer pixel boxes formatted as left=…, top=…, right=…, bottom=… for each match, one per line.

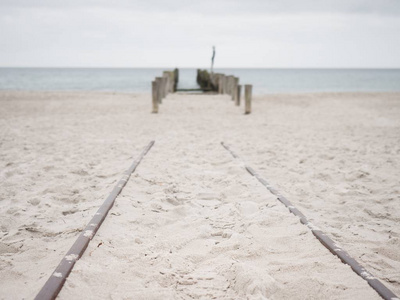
left=34, top=141, right=398, bottom=299
left=35, top=141, right=154, bottom=300
left=221, top=142, right=398, bottom=300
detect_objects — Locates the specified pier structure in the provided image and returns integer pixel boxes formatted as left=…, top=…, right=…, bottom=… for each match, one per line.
left=152, top=68, right=253, bottom=114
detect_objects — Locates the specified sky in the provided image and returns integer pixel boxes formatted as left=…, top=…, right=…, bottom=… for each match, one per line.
left=0, top=0, right=400, bottom=68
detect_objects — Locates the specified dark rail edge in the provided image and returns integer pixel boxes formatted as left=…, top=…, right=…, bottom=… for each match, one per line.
left=220, top=141, right=398, bottom=300
left=34, top=141, right=155, bottom=300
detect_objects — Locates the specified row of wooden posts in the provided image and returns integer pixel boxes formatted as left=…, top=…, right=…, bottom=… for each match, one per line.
left=151, top=69, right=179, bottom=114
left=151, top=68, right=252, bottom=114
left=210, top=73, right=252, bottom=114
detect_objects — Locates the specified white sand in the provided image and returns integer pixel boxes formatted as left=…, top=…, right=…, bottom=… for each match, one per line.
left=0, top=91, right=399, bottom=299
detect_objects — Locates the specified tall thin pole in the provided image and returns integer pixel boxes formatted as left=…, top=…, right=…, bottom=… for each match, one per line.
left=211, top=46, right=215, bottom=74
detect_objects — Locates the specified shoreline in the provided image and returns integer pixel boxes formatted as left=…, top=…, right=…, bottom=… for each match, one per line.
left=1, top=89, right=400, bottom=97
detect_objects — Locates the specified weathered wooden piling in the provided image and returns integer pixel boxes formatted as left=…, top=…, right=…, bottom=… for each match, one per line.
left=211, top=73, right=222, bottom=93
left=163, top=71, right=176, bottom=94
left=169, top=71, right=175, bottom=93
left=162, top=77, right=168, bottom=100
left=222, top=76, right=227, bottom=94
left=173, top=68, right=179, bottom=92
left=226, top=76, right=231, bottom=97
left=229, top=76, right=235, bottom=99
left=155, top=77, right=162, bottom=104
left=218, top=75, right=224, bottom=94
left=197, top=69, right=210, bottom=90
left=233, top=77, right=239, bottom=103
left=236, top=85, right=241, bottom=106
left=162, top=72, right=170, bottom=95
left=151, top=81, right=159, bottom=113
left=197, top=69, right=229, bottom=92
left=245, top=84, right=252, bottom=114
left=225, top=76, right=230, bottom=96
left=197, top=69, right=219, bottom=91
left=163, top=71, right=170, bottom=94
left=226, top=76, right=230, bottom=96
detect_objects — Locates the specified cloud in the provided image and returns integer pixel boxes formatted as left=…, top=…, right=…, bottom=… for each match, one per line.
left=1, top=0, right=400, bottom=15
left=0, top=0, right=399, bottom=67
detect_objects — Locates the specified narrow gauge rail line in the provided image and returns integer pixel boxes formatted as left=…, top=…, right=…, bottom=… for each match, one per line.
left=34, top=141, right=155, bottom=300
left=221, top=142, right=398, bottom=300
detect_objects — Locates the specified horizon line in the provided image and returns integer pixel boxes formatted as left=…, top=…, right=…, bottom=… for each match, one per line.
left=1, top=66, right=400, bottom=70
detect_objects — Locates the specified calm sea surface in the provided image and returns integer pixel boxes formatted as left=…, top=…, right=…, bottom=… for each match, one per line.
left=0, top=68, right=399, bottom=95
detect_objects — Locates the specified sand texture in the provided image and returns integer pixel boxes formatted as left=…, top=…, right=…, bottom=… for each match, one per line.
left=0, top=91, right=399, bottom=299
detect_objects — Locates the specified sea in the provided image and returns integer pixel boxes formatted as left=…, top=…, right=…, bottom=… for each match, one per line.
left=0, top=68, right=399, bottom=95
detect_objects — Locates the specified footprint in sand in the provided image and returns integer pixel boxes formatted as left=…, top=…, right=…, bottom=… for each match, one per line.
left=176, top=269, right=231, bottom=298
left=237, top=201, right=259, bottom=217
left=0, top=242, right=19, bottom=254
left=196, top=192, right=221, bottom=207
left=233, top=263, right=279, bottom=299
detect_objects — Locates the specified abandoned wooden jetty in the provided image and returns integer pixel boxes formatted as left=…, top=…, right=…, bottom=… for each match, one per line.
left=151, top=68, right=253, bottom=114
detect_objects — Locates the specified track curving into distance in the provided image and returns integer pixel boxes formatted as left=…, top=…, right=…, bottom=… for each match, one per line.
left=34, top=141, right=155, bottom=300
left=221, top=141, right=398, bottom=300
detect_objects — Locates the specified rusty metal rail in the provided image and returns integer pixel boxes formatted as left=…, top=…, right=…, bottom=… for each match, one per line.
left=34, top=141, right=155, bottom=300
left=221, top=141, right=398, bottom=300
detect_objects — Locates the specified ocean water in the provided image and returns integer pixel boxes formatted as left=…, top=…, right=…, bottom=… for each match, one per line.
left=0, top=68, right=399, bottom=95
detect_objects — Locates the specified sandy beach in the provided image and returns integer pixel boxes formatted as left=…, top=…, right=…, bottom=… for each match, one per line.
left=0, top=91, right=399, bottom=299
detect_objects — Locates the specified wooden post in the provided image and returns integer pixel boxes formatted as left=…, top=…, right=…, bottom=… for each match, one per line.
left=227, top=76, right=231, bottom=97
left=155, top=77, right=162, bottom=104
left=210, top=73, right=215, bottom=88
left=219, top=75, right=224, bottom=94
left=212, top=73, right=221, bottom=92
left=226, top=76, right=231, bottom=95
left=223, top=76, right=228, bottom=94
left=229, top=76, right=233, bottom=99
left=227, top=76, right=233, bottom=99
left=236, top=84, right=241, bottom=106
left=167, top=75, right=171, bottom=95
left=164, top=71, right=174, bottom=93
left=233, top=77, right=239, bottom=102
left=162, top=72, right=169, bottom=97
left=173, top=68, right=179, bottom=91
left=161, top=77, right=167, bottom=99
left=230, top=77, right=234, bottom=100
left=169, top=72, right=174, bottom=93
left=151, top=81, right=158, bottom=113
left=244, top=84, right=252, bottom=114
left=163, top=71, right=169, bottom=95
left=231, top=76, right=236, bottom=99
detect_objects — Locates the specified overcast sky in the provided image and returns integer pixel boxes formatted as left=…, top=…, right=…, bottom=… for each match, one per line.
left=1, top=0, right=400, bottom=68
